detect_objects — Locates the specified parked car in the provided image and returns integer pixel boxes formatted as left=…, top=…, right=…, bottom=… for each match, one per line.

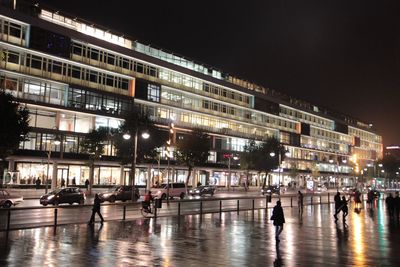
left=189, top=185, right=216, bottom=197
left=0, top=189, right=23, bottom=208
left=40, top=187, right=85, bottom=206
left=261, top=185, right=280, bottom=195
left=98, top=186, right=140, bottom=203
left=151, top=183, right=186, bottom=199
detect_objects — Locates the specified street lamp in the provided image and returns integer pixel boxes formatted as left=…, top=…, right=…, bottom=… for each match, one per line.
left=166, top=121, right=175, bottom=203
left=45, top=135, right=60, bottom=194
left=270, top=150, right=290, bottom=196
left=123, top=129, right=150, bottom=202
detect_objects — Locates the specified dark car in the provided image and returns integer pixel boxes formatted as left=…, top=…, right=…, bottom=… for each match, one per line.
left=98, top=186, right=140, bottom=203
left=261, top=185, right=280, bottom=195
left=40, top=187, right=85, bottom=206
left=189, top=185, right=216, bottom=196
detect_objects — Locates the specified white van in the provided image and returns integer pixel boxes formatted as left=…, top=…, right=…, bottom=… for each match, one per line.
left=151, top=183, right=186, bottom=199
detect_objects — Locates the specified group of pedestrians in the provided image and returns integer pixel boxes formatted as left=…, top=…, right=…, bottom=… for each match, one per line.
left=333, top=192, right=349, bottom=222
left=385, top=192, right=400, bottom=222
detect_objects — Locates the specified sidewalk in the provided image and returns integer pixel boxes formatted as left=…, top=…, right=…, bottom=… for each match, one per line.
left=1, top=200, right=399, bottom=266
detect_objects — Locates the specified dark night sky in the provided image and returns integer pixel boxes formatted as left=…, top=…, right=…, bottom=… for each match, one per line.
left=38, top=0, right=400, bottom=146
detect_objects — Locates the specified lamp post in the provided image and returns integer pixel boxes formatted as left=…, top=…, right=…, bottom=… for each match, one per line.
left=123, top=129, right=149, bottom=202
left=223, top=153, right=236, bottom=191
left=166, top=121, right=174, bottom=204
left=45, top=135, right=60, bottom=194
left=270, top=150, right=290, bottom=197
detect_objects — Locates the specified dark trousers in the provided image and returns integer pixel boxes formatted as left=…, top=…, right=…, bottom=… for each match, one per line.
left=89, top=209, right=104, bottom=223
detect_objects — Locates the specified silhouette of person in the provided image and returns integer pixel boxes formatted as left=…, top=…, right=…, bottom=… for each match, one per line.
left=354, top=190, right=361, bottom=210
left=367, top=190, right=374, bottom=209
left=88, top=193, right=104, bottom=225
left=85, top=179, right=90, bottom=190
left=386, top=193, right=395, bottom=219
left=271, top=200, right=285, bottom=242
left=341, top=196, right=349, bottom=221
left=334, top=191, right=341, bottom=221
left=297, top=191, right=303, bottom=214
left=61, top=178, right=65, bottom=188
left=394, top=191, right=400, bottom=222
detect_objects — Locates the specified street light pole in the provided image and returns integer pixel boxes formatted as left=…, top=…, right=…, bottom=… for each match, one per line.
left=46, top=145, right=51, bottom=194
left=124, top=127, right=149, bottom=202
left=131, top=127, right=138, bottom=202
left=166, top=121, right=174, bottom=204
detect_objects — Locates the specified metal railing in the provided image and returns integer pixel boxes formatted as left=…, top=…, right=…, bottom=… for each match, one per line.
left=0, top=193, right=338, bottom=232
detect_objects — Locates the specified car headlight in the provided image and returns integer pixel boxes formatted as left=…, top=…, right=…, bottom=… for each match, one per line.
left=157, top=190, right=161, bottom=194
left=195, top=190, right=200, bottom=193
left=189, top=190, right=193, bottom=193
left=47, top=195, right=54, bottom=200
left=267, top=190, right=271, bottom=193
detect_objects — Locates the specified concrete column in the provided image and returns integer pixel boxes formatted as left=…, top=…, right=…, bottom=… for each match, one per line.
left=119, top=165, right=124, bottom=185
left=51, top=162, right=58, bottom=190
left=147, top=166, right=151, bottom=190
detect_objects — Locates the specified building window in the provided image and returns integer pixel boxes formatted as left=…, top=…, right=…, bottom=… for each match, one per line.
left=147, top=84, right=160, bottom=102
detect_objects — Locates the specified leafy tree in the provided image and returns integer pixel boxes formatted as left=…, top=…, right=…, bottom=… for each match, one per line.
left=80, top=127, right=108, bottom=194
left=113, top=109, right=163, bottom=190
left=240, top=140, right=257, bottom=187
left=175, top=129, right=210, bottom=193
left=0, top=91, right=30, bottom=186
left=251, top=137, right=286, bottom=188
left=288, top=162, right=300, bottom=188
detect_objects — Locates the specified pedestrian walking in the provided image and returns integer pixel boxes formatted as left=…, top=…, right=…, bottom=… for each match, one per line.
left=72, top=176, right=76, bottom=185
left=334, top=191, right=341, bottom=221
left=297, top=191, right=303, bottom=213
left=367, top=189, right=374, bottom=209
left=35, top=177, right=41, bottom=190
left=61, top=178, right=65, bottom=188
left=85, top=179, right=90, bottom=190
left=394, top=191, right=400, bottom=222
left=270, top=200, right=285, bottom=242
left=385, top=193, right=395, bottom=219
left=354, top=190, right=362, bottom=210
left=341, top=196, right=349, bottom=222
left=88, top=193, right=104, bottom=225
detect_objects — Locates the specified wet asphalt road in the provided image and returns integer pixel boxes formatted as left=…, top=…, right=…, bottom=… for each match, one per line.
left=1, top=198, right=399, bottom=266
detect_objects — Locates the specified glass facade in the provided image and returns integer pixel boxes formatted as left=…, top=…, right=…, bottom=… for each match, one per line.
left=0, top=5, right=383, bottom=188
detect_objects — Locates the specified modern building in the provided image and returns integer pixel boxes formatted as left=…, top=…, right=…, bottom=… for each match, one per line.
left=0, top=0, right=383, bottom=190
left=385, top=146, right=400, bottom=161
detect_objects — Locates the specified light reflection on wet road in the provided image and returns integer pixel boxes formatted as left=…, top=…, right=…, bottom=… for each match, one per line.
left=1, top=199, right=399, bottom=266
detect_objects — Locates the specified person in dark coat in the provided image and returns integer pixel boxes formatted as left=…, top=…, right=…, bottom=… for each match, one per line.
left=61, top=178, right=65, bottom=188
left=85, top=179, right=90, bottom=190
left=297, top=191, right=304, bottom=213
left=394, top=191, right=400, bottom=222
left=271, top=200, right=285, bottom=242
left=341, top=196, right=349, bottom=221
left=367, top=190, right=374, bottom=209
left=334, top=191, right=341, bottom=221
left=35, top=177, right=41, bottom=189
left=88, top=193, right=104, bottom=225
left=385, top=193, right=395, bottom=219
